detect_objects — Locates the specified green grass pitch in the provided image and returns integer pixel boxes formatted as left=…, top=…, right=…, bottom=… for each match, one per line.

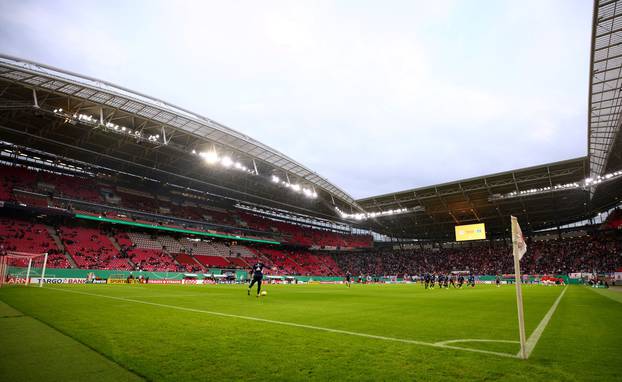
left=0, top=283, right=620, bottom=381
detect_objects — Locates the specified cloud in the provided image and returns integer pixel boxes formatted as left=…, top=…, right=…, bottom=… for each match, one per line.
left=0, top=0, right=591, bottom=199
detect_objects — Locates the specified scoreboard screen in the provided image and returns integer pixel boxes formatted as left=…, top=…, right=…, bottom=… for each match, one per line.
left=455, top=223, right=486, bottom=241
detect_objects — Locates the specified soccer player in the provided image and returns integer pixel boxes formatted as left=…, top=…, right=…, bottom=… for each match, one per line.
left=248, top=262, right=266, bottom=297
left=345, top=271, right=352, bottom=288
left=495, top=274, right=501, bottom=288
left=458, top=275, right=464, bottom=288
left=468, top=274, right=475, bottom=288
left=449, top=274, right=456, bottom=288
left=424, top=273, right=430, bottom=289
left=430, top=273, right=436, bottom=289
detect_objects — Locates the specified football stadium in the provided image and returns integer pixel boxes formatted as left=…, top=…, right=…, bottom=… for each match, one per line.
left=0, top=1, right=621, bottom=381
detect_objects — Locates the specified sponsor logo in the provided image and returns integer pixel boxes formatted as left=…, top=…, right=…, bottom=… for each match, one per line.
left=147, top=279, right=183, bottom=284
left=30, top=278, right=87, bottom=284
left=6, top=276, right=28, bottom=284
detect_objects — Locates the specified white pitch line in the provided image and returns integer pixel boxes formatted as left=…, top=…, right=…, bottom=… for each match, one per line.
left=43, top=287, right=518, bottom=359
left=435, top=339, right=519, bottom=346
left=522, top=286, right=568, bottom=358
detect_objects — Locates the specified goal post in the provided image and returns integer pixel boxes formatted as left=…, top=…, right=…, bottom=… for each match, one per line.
left=0, top=251, right=48, bottom=287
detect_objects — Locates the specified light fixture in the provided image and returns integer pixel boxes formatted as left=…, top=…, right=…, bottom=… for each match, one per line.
left=221, top=156, right=233, bottom=168
left=202, top=151, right=219, bottom=164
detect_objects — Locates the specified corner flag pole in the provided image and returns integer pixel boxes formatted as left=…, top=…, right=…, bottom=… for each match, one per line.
left=511, top=216, right=527, bottom=359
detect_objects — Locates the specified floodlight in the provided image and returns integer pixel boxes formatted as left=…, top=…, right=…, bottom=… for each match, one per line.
left=221, top=156, right=233, bottom=167
left=202, top=151, right=219, bottom=164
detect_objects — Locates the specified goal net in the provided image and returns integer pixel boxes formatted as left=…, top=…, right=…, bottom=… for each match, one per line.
left=0, top=251, right=49, bottom=287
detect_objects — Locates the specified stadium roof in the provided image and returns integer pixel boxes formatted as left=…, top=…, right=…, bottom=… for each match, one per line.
left=589, top=0, right=622, bottom=179
left=355, top=157, right=609, bottom=240
left=1, top=0, right=620, bottom=240
left=0, top=54, right=363, bottom=221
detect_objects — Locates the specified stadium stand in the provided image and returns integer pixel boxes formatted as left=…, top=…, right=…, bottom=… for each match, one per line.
left=157, top=235, right=186, bottom=253
left=602, top=208, right=622, bottom=230
left=0, top=163, right=373, bottom=249
left=127, top=232, right=163, bottom=250
left=334, top=234, right=622, bottom=276
left=58, top=226, right=131, bottom=270
left=0, top=218, right=70, bottom=268
left=0, top=212, right=620, bottom=276
left=174, top=253, right=204, bottom=272
left=126, top=248, right=177, bottom=272
left=193, top=255, right=231, bottom=268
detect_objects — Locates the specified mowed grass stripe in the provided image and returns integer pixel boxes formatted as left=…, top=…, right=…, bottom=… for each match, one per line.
left=44, top=286, right=520, bottom=359
left=0, top=301, right=142, bottom=382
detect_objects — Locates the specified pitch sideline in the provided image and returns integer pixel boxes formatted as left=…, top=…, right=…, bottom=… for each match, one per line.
left=43, top=286, right=520, bottom=359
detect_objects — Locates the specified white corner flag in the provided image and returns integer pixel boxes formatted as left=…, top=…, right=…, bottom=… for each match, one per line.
left=511, top=216, right=528, bottom=359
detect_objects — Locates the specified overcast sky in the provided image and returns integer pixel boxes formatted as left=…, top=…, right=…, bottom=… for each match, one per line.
left=0, top=0, right=591, bottom=199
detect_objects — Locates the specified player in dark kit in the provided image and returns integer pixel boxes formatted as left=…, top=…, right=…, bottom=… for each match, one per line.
left=430, top=274, right=436, bottom=289
left=248, top=262, right=266, bottom=297
left=449, top=274, right=456, bottom=288
left=458, top=275, right=464, bottom=288
left=468, top=274, right=475, bottom=288
left=424, top=273, right=430, bottom=289
left=495, top=274, right=501, bottom=288
left=345, top=271, right=352, bottom=288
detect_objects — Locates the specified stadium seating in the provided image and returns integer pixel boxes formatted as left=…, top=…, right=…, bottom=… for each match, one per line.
left=2, top=211, right=620, bottom=276
left=193, top=255, right=231, bottom=268
left=127, top=232, right=163, bottom=250
left=0, top=218, right=56, bottom=253
left=0, top=163, right=374, bottom=249
left=126, top=248, right=177, bottom=272
left=257, top=248, right=306, bottom=275
left=227, top=257, right=250, bottom=268
left=58, top=226, right=130, bottom=270
left=335, top=233, right=622, bottom=276
left=14, top=191, right=49, bottom=208
left=157, top=235, right=185, bottom=253
left=174, top=253, right=205, bottom=272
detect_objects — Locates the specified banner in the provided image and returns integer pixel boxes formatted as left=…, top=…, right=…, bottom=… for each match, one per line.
left=182, top=279, right=204, bottom=285
left=30, top=277, right=86, bottom=284
left=6, top=276, right=27, bottom=284
left=147, top=279, right=183, bottom=284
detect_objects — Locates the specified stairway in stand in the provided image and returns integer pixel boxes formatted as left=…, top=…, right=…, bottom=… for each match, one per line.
left=46, top=225, right=77, bottom=268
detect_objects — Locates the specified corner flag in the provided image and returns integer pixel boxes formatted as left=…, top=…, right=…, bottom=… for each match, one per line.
left=510, top=216, right=527, bottom=359
left=511, top=216, right=527, bottom=261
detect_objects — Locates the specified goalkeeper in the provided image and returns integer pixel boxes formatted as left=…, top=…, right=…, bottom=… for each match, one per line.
left=248, top=262, right=266, bottom=297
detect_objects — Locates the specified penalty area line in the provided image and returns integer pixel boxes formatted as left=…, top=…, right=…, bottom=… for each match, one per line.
left=43, top=287, right=518, bottom=359
left=522, top=286, right=568, bottom=358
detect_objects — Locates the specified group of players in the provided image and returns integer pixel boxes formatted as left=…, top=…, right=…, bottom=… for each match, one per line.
left=247, top=262, right=482, bottom=296
left=344, top=271, right=476, bottom=289
left=421, top=273, right=475, bottom=289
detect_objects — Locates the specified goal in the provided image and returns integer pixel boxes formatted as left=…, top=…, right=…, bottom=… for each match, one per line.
left=0, top=251, right=49, bottom=287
